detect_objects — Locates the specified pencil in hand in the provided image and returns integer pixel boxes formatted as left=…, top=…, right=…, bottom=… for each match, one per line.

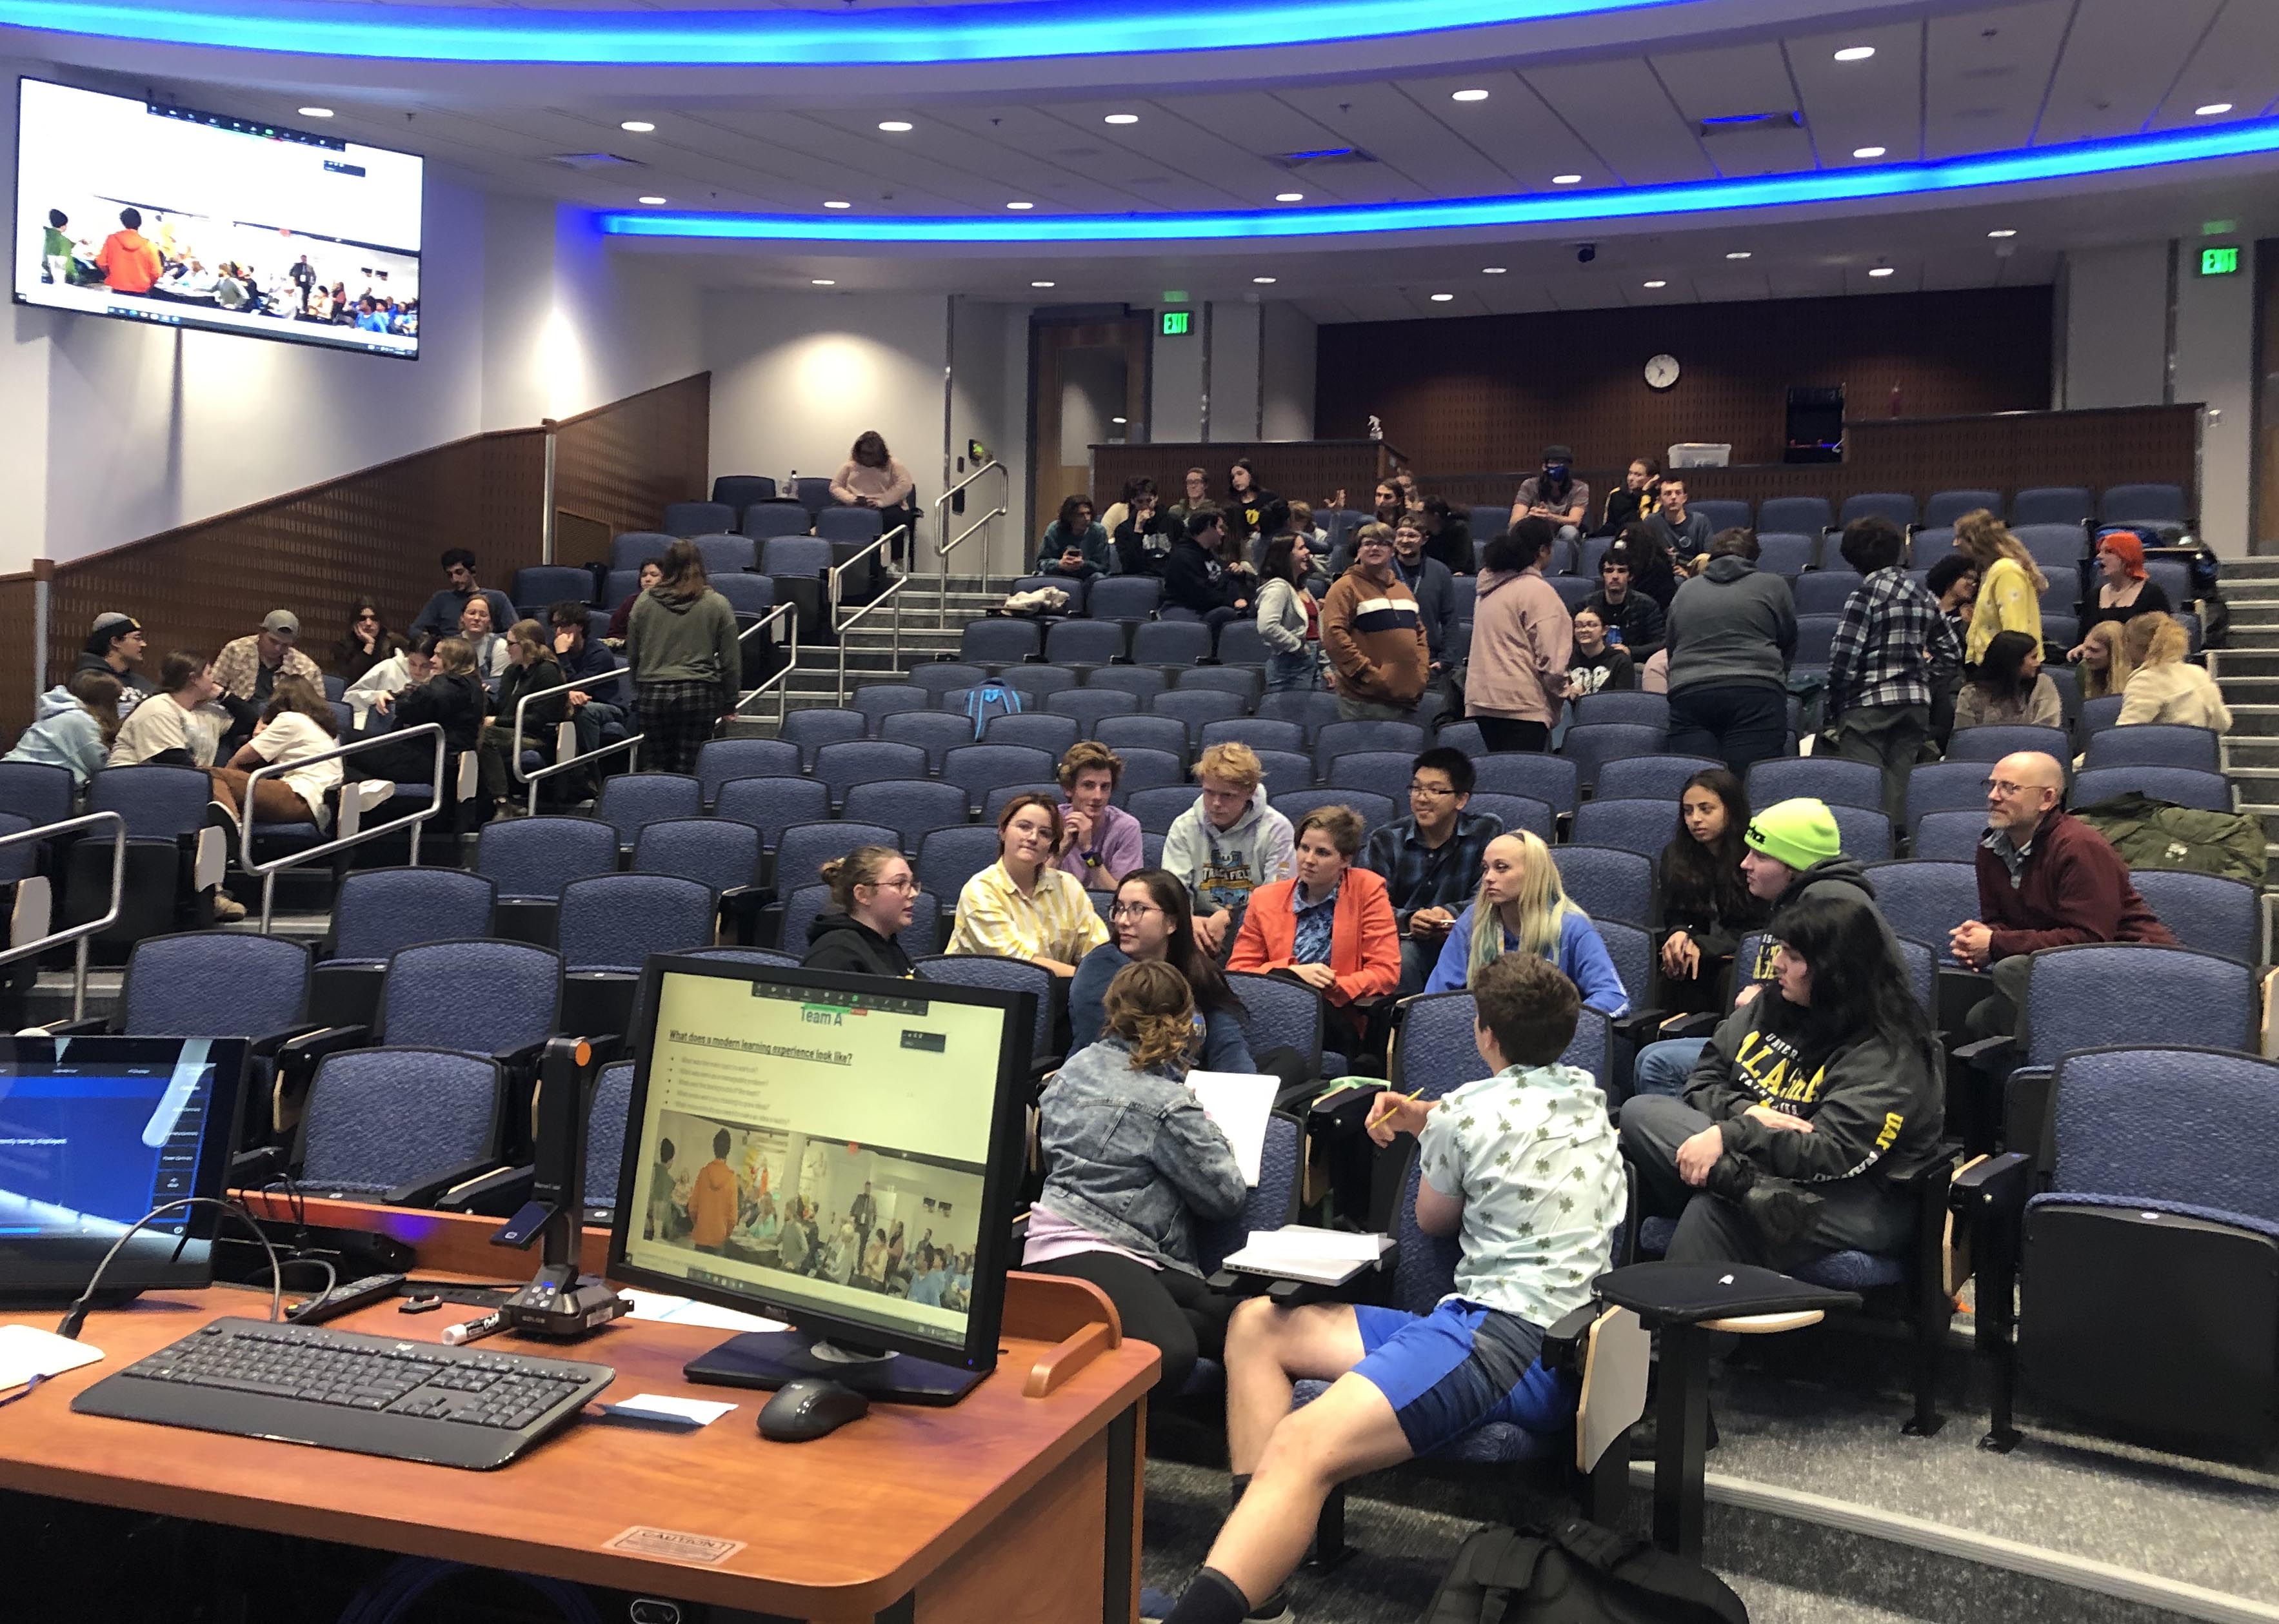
left=1366, top=1087, right=1424, bottom=1133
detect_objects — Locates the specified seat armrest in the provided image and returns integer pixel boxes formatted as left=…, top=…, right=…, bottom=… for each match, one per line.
left=1949, top=1150, right=2033, bottom=1220
left=389, top=1157, right=519, bottom=1211
left=248, top=1022, right=326, bottom=1060
left=1655, top=1011, right=1721, bottom=1042
left=276, top=1024, right=370, bottom=1065
left=43, top=1017, right=110, bottom=1036
left=229, top=1145, right=288, bottom=1189
left=1307, top=1085, right=1382, bottom=1140
left=435, top=1162, right=535, bottom=1214
left=1611, top=1007, right=1670, bottom=1047
left=1951, top=1034, right=2015, bottom=1073
left=1540, top=1301, right=1602, bottom=1372
left=493, top=1036, right=553, bottom=1073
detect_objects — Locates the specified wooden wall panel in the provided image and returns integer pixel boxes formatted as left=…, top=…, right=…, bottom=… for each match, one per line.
left=1088, top=441, right=1391, bottom=515
left=48, top=431, right=546, bottom=693
left=552, top=373, right=712, bottom=568
left=0, top=573, right=40, bottom=742
left=1317, top=288, right=2056, bottom=475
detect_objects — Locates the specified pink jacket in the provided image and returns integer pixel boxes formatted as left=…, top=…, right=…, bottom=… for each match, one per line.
left=1465, top=567, right=1571, bottom=726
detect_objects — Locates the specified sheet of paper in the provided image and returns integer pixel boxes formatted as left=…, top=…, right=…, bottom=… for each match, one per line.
left=1186, top=1070, right=1279, bottom=1187
left=610, top=1393, right=740, bottom=1426
left=618, top=1289, right=789, bottom=1335
left=1217, top=1225, right=1393, bottom=1285
left=0, top=1323, right=103, bottom=1392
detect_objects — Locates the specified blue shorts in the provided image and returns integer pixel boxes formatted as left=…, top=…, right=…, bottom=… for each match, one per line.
left=1350, top=1299, right=1575, bottom=1456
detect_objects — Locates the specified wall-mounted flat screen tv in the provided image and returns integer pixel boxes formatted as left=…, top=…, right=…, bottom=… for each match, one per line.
left=14, top=77, right=424, bottom=360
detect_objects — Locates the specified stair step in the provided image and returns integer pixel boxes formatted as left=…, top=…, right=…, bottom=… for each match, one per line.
left=2220, top=704, right=2279, bottom=737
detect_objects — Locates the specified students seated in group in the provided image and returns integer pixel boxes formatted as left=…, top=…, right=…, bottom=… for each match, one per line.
left=1147, top=953, right=1621, bottom=1624
left=948, top=793, right=1111, bottom=975
left=1508, top=443, right=1589, bottom=544
left=1630, top=796, right=1900, bottom=1096
left=1824, top=515, right=1964, bottom=827
left=2078, top=530, right=2171, bottom=640
left=5, top=669, right=122, bottom=786
left=1225, top=459, right=1277, bottom=550
left=1424, top=831, right=1627, bottom=1014
left=212, top=610, right=323, bottom=715
left=1620, top=895, right=1945, bottom=1266
left=1566, top=608, right=1634, bottom=703
left=1597, top=455, right=1660, bottom=536
left=830, top=430, right=920, bottom=568
left=607, top=557, right=664, bottom=642
left=409, top=548, right=517, bottom=640
left=1951, top=751, right=2175, bottom=1040
left=1925, top=554, right=1978, bottom=633
left=1039, top=537, right=1102, bottom=590
left=1657, top=769, right=1770, bottom=1015
left=626, top=539, right=742, bottom=777
left=1039, top=495, right=1111, bottom=574
left=2117, top=611, right=2231, bottom=731
left=1023, top=960, right=1248, bottom=1396
left=1953, top=510, right=2046, bottom=664
left=1055, top=741, right=1143, bottom=893
left=1322, top=523, right=1431, bottom=724
left=77, top=612, right=155, bottom=710
left=2073, top=617, right=2134, bottom=700
left=1164, top=508, right=1254, bottom=635
left=353, top=637, right=484, bottom=784
left=1103, top=477, right=1172, bottom=576
left=1364, top=747, right=1503, bottom=994
left=457, top=596, right=509, bottom=680
left=1464, top=518, right=1569, bottom=753
left=548, top=600, right=626, bottom=762
left=1418, top=496, right=1474, bottom=577
left=1167, top=466, right=1214, bottom=531
left=1162, top=742, right=1297, bottom=955
left=108, top=650, right=221, bottom=769
left=1229, top=806, right=1401, bottom=1035
left=1663, top=528, right=1797, bottom=774
left=1646, top=475, right=1712, bottom=566
left=801, top=845, right=918, bottom=976
left=1069, top=867, right=1255, bottom=1068
left=475, top=619, right=566, bottom=815
left=1389, top=513, right=1461, bottom=678
left=333, top=601, right=400, bottom=686
left=1255, top=533, right=1324, bottom=695
left=345, top=630, right=432, bottom=711
left=1953, top=629, right=2062, bottom=731
left=206, top=674, right=386, bottom=832
left=1581, top=542, right=1665, bottom=657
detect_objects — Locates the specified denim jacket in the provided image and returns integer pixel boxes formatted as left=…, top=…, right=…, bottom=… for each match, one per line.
left=1035, top=1036, right=1247, bottom=1276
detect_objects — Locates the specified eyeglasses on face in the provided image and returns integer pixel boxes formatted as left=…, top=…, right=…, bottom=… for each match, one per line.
left=867, top=875, right=920, bottom=893
left=1108, top=901, right=1161, bottom=922
left=1982, top=778, right=2032, bottom=798
left=1408, top=780, right=1456, bottom=798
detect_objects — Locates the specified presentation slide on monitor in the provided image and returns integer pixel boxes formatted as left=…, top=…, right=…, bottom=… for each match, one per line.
left=0, top=1056, right=213, bottom=1240
left=14, top=78, right=424, bottom=359
left=621, top=973, right=1006, bottom=1351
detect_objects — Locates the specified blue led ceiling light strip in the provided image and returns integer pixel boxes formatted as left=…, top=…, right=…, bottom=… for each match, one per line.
left=0, top=0, right=1677, bottom=63
left=600, top=119, right=2279, bottom=243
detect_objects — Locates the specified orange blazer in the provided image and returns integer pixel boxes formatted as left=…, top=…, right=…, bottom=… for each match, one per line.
left=1229, top=866, right=1402, bottom=1007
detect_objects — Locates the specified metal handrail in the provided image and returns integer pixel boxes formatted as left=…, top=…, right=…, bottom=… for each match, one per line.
left=238, top=723, right=449, bottom=932
left=0, top=811, right=125, bottom=1022
left=731, top=600, right=800, bottom=726
left=511, top=669, right=644, bottom=813
left=831, top=526, right=910, bottom=706
left=932, top=460, right=1008, bottom=612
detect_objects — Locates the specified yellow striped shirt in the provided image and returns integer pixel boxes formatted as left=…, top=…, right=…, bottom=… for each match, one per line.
left=949, top=861, right=1110, bottom=965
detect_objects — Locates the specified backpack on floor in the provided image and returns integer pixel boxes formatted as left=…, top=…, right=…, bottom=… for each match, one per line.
left=963, top=682, right=1024, bottom=741
left=1423, top=1519, right=1749, bottom=1624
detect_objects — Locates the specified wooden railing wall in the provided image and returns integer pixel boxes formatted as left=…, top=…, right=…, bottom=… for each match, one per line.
left=552, top=373, right=712, bottom=569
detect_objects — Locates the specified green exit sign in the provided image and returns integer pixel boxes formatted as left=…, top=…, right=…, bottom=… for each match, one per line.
left=2201, top=246, right=2240, bottom=276
left=1161, top=310, right=1191, bottom=336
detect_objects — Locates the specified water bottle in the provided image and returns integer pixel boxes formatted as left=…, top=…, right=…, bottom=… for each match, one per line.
left=1605, top=625, right=1623, bottom=647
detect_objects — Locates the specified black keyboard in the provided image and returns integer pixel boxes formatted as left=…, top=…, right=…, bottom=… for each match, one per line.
left=72, top=1317, right=615, bottom=1470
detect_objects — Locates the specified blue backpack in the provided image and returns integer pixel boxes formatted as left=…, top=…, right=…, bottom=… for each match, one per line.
left=963, top=682, right=1024, bottom=740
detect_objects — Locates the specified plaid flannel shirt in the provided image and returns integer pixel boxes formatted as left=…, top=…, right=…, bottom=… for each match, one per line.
left=1362, top=809, right=1504, bottom=928
left=1826, top=567, right=1962, bottom=718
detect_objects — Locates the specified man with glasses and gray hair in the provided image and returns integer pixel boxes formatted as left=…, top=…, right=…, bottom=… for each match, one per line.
left=1950, top=751, right=2173, bottom=1040
left=1362, top=747, right=1503, bottom=992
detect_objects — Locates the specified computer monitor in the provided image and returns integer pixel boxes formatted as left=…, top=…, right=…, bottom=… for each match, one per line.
left=0, top=1035, right=248, bottom=1298
left=606, top=958, right=1034, bottom=1404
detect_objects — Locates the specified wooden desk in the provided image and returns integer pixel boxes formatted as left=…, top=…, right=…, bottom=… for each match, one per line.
left=0, top=1198, right=1159, bottom=1624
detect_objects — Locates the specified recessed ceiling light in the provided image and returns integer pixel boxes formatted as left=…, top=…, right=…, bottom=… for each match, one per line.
left=620, top=120, right=655, bottom=133
left=823, top=200, right=852, bottom=210
left=1451, top=89, right=1490, bottom=103
left=1853, top=145, right=1887, bottom=158
left=1006, top=201, right=1034, bottom=210
left=1833, top=46, right=1875, bottom=61
left=1430, top=292, right=1455, bottom=301
left=1726, top=250, right=1752, bottom=259
left=298, top=106, right=333, bottom=119
left=811, top=279, right=835, bottom=286
left=1275, top=192, right=1305, bottom=203
left=2195, top=103, right=2234, bottom=117
left=1104, top=113, right=1139, bottom=125
left=1552, top=173, right=1583, bottom=185
left=1253, top=276, right=1277, bottom=284
left=1031, top=281, right=1055, bottom=288
left=1482, top=266, right=1508, bottom=274
left=878, top=120, right=913, bottom=133
left=1868, top=266, right=1896, bottom=277
left=1987, top=228, right=2017, bottom=239
left=1642, top=279, right=1667, bottom=288
left=638, top=195, right=668, bottom=206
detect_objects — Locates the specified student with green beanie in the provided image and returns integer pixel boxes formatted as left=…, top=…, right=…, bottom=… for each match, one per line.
left=1626, top=795, right=1904, bottom=1098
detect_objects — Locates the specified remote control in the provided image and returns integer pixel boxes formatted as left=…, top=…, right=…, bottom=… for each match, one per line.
left=289, top=1272, right=409, bottom=1325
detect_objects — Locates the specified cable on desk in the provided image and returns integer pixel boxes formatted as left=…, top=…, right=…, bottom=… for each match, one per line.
left=57, top=1196, right=286, bottom=1340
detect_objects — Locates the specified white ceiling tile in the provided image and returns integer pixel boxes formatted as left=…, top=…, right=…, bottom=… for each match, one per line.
left=1651, top=41, right=1800, bottom=123
left=1924, top=1, right=2075, bottom=159
left=1689, top=267, right=1775, bottom=302
left=1764, top=262, right=1849, bottom=299
left=1159, top=94, right=1383, bottom=204
left=1269, top=81, right=1514, bottom=200
left=1521, top=58, right=1715, bottom=186
left=1785, top=17, right=1924, bottom=164
left=1016, top=102, right=1268, bottom=210
left=2037, top=0, right=2224, bottom=144
left=2148, top=0, right=2279, bottom=128
left=1388, top=71, right=1609, bottom=191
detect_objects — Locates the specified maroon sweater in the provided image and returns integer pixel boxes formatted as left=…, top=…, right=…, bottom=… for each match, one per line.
left=1975, top=809, right=2176, bottom=960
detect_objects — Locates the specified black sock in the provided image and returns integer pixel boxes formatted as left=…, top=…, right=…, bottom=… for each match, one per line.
left=1163, top=1567, right=1249, bottom=1624
left=1229, top=1473, right=1251, bottom=1512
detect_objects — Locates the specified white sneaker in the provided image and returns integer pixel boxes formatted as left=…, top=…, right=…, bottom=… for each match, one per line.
left=352, top=779, right=395, bottom=814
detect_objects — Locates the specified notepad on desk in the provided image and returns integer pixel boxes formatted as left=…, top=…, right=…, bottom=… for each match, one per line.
left=1217, top=1226, right=1393, bottom=1286
left=1185, top=1071, right=1279, bottom=1187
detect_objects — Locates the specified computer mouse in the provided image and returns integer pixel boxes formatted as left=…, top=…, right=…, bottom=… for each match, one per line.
left=757, top=1378, right=870, bottom=1443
